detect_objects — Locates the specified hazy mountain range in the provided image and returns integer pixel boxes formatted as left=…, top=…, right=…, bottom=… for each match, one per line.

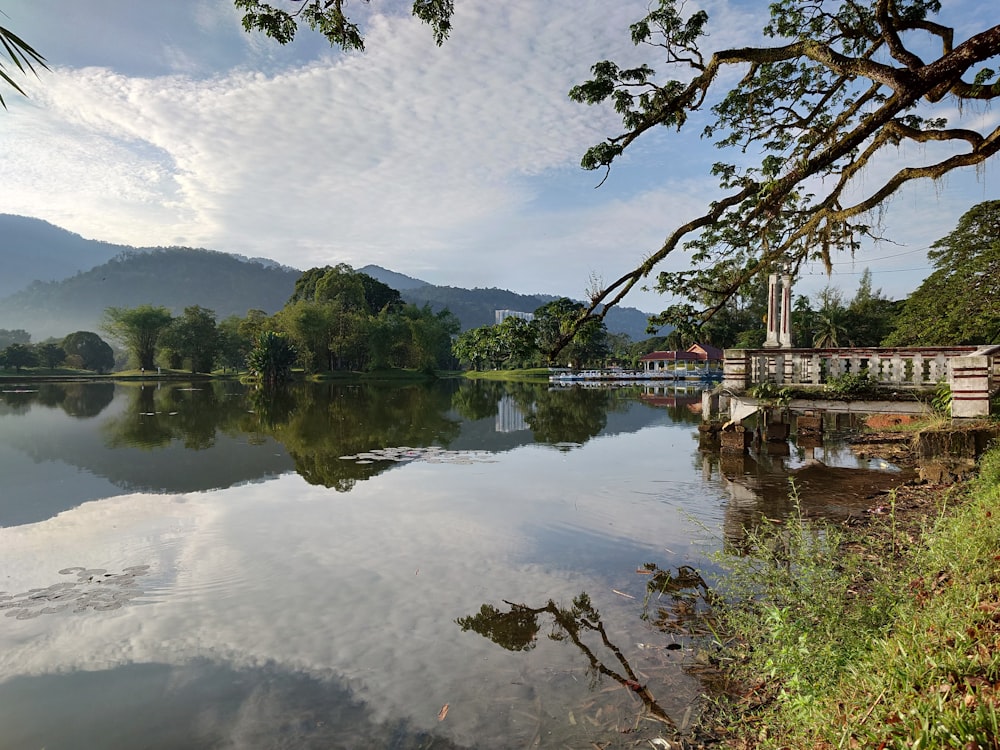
left=0, top=214, right=662, bottom=340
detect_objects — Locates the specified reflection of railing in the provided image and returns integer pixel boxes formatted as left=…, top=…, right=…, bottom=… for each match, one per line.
left=723, top=346, right=1000, bottom=418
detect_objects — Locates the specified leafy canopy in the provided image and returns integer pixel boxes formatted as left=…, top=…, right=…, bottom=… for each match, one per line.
left=567, top=0, right=1000, bottom=340
left=234, top=0, right=454, bottom=50
left=886, top=200, right=1000, bottom=345
left=0, top=23, right=47, bottom=108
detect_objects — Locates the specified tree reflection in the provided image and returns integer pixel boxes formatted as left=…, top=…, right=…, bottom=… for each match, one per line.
left=450, top=379, right=509, bottom=421
left=457, top=592, right=677, bottom=728
left=257, top=383, right=463, bottom=491
left=103, top=382, right=252, bottom=450
left=639, top=563, right=717, bottom=638
left=526, top=388, right=611, bottom=444
left=0, top=383, right=115, bottom=417
left=60, top=383, right=115, bottom=417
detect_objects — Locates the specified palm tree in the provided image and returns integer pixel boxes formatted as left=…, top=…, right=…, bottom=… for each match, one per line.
left=1, top=23, right=47, bottom=108
left=812, top=309, right=852, bottom=349
left=247, top=331, right=298, bottom=387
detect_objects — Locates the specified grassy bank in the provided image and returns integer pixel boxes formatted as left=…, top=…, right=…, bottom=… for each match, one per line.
left=462, top=367, right=551, bottom=382
left=710, top=447, right=1000, bottom=748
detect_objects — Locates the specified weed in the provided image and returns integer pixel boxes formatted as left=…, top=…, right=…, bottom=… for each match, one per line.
left=930, top=379, right=954, bottom=416
left=711, top=450, right=1000, bottom=748
left=750, top=380, right=792, bottom=407
left=825, top=368, right=878, bottom=398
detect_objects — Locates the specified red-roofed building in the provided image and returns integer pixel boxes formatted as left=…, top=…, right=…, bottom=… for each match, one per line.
left=638, top=343, right=724, bottom=376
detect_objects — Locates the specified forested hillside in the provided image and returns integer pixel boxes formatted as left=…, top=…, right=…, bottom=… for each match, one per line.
left=0, top=214, right=131, bottom=298
left=0, top=222, right=663, bottom=342
left=0, top=248, right=301, bottom=339
left=360, top=267, right=663, bottom=340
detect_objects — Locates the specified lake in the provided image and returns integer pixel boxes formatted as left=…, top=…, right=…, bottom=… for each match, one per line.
left=0, top=380, right=905, bottom=749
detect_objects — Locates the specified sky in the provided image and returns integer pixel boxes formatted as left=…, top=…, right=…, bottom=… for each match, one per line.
left=1, top=0, right=997, bottom=314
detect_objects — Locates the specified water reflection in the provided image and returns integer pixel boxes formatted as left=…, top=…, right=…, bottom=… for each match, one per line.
left=700, top=437, right=917, bottom=551
left=0, top=379, right=907, bottom=748
left=1, top=382, right=115, bottom=417
left=459, top=592, right=680, bottom=724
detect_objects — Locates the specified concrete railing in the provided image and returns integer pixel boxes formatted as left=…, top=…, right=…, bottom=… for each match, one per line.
left=722, top=346, right=999, bottom=418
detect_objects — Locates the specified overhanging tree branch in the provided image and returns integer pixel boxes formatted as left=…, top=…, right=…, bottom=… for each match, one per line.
left=555, top=1, right=1000, bottom=356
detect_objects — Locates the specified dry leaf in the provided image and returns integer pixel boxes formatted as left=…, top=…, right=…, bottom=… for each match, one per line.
left=437, top=704, right=449, bottom=721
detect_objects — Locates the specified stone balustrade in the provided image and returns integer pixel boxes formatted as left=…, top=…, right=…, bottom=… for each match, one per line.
left=722, top=346, right=999, bottom=418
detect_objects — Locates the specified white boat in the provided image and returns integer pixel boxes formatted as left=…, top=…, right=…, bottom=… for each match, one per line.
left=548, top=367, right=716, bottom=383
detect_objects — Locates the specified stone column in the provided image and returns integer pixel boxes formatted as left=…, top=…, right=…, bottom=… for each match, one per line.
left=778, top=272, right=793, bottom=349
left=950, top=355, right=992, bottom=418
left=764, top=273, right=780, bottom=348
left=723, top=349, right=750, bottom=392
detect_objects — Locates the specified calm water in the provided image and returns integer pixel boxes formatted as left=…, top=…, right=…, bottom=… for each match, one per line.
left=0, top=380, right=904, bottom=749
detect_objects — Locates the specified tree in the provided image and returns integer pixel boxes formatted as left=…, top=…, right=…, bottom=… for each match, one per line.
left=102, top=305, right=173, bottom=371
left=534, top=298, right=608, bottom=367
left=396, top=304, right=460, bottom=371
left=0, top=328, right=30, bottom=350
left=234, top=0, right=454, bottom=50
left=845, top=269, right=899, bottom=346
left=564, top=1, right=1000, bottom=345
left=161, top=305, right=220, bottom=374
left=1, top=342, right=38, bottom=372
left=0, top=24, right=47, bottom=108
left=62, top=331, right=115, bottom=373
left=452, top=325, right=496, bottom=371
left=290, top=264, right=402, bottom=315
left=35, top=342, right=65, bottom=370
left=217, top=315, right=250, bottom=373
left=275, top=299, right=337, bottom=372
left=886, top=200, right=1000, bottom=345
left=247, top=330, right=298, bottom=387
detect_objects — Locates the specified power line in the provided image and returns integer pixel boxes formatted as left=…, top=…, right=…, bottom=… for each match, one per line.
left=823, top=246, right=932, bottom=265
left=800, top=265, right=932, bottom=276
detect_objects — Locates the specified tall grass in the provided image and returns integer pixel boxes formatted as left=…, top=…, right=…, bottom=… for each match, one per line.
left=711, top=452, right=1000, bottom=748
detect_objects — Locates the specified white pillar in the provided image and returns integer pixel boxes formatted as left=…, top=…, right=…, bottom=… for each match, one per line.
left=764, top=273, right=780, bottom=348
left=778, top=272, right=794, bottom=348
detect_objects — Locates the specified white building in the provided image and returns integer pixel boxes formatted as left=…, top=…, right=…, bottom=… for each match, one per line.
left=495, top=309, right=535, bottom=325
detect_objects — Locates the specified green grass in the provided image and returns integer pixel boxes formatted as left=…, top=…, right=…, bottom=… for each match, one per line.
left=711, top=453, right=1000, bottom=748
left=462, top=367, right=551, bottom=382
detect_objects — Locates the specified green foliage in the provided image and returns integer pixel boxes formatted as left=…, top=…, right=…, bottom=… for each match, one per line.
left=534, top=297, right=609, bottom=366
left=887, top=200, right=1000, bottom=345
left=0, top=342, right=38, bottom=372
left=750, top=380, right=792, bottom=407
left=102, top=304, right=173, bottom=370
left=61, top=331, right=115, bottom=373
left=717, top=450, right=1000, bottom=748
left=277, top=266, right=457, bottom=374
left=247, top=331, right=297, bottom=387
left=0, top=24, right=47, bottom=108
left=453, top=317, right=540, bottom=370
left=160, top=305, right=220, bottom=374
left=713, top=489, right=903, bottom=744
left=35, top=342, right=65, bottom=370
left=234, top=0, right=453, bottom=49
left=929, top=379, right=953, bottom=416
left=825, top=368, right=877, bottom=398
left=565, top=1, right=1000, bottom=342
left=0, top=328, right=31, bottom=350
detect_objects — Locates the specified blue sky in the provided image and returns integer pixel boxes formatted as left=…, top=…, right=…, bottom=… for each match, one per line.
left=2, top=1, right=997, bottom=313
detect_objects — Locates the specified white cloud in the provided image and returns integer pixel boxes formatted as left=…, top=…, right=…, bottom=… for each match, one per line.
left=0, top=432, right=704, bottom=741
left=1, top=0, right=996, bottom=310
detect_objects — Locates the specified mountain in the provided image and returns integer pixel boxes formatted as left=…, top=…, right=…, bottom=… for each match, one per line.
left=360, top=266, right=664, bottom=340
left=356, top=265, right=429, bottom=291
left=0, top=218, right=663, bottom=341
left=0, top=247, right=301, bottom=339
left=0, top=214, right=133, bottom=298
